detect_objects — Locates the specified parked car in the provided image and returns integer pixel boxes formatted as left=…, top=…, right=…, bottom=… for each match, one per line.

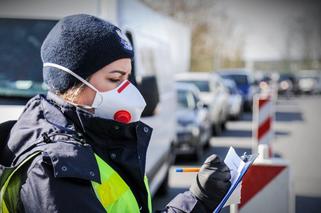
left=173, top=83, right=212, bottom=160
left=175, top=72, right=229, bottom=136
left=222, top=79, right=243, bottom=120
left=218, top=69, right=258, bottom=111
left=297, top=70, right=321, bottom=94
left=277, top=73, right=299, bottom=96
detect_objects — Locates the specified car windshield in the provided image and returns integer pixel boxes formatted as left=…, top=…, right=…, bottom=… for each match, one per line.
left=227, top=85, right=238, bottom=94
left=0, top=18, right=57, bottom=98
left=279, top=74, right=295, bottom=81
left=177, top=90, right=196, bottom=109
left=178, top=80, right=209, bottom=92
left=299, top=76, right=319, bottom=81
left=222, top=74, right=249, bottom=87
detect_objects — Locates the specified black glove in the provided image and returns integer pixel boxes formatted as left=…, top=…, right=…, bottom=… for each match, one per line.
left=189, top=154, right=231, bottom=211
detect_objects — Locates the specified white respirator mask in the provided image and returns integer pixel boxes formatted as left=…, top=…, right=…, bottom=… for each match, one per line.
left=43, top=63, right=146, bottom=123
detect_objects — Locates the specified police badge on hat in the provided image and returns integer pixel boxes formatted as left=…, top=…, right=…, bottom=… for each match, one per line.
left=116, top=29, right=133, bottom=51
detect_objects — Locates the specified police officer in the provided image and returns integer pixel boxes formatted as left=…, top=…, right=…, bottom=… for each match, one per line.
left=0, top=14, right=231, bottom=212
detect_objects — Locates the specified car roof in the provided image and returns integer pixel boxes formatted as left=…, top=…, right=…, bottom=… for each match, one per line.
left=175, top=82, right=201, bottom=93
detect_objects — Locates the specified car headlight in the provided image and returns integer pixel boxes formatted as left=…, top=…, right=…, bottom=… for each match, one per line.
left=280, top=81, right=289, bottom=90
left=189, top=125, right=200, bottom=136
left=259, top=81, right=269, bottom=91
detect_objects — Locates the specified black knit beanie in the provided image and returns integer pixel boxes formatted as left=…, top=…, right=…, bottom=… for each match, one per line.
left=41, top=14, right=134, bottom=93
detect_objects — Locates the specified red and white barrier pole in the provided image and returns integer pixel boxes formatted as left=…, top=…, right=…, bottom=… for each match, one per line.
left=229, top=91, right=294, bottom=213
left=252, top=94, right=274, bottom=159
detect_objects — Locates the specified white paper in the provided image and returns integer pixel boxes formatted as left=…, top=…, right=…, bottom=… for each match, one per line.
left=222, top=147, right=245, bottom=207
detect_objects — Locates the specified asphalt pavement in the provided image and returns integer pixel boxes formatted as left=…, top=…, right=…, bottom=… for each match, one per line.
left=153, top=95, right=321, bottom=213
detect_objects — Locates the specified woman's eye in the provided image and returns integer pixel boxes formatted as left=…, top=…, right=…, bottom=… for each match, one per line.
left=109, top=79, right=120, bottom=83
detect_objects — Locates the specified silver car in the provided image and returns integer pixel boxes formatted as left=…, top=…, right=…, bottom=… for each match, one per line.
left=175, top=72, right=229, bottom=136
left=173, top=82, right=212, bottom=160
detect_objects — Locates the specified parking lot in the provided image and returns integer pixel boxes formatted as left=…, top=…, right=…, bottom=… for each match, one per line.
left=153, top=95, right=321, bottom=213
left=1, top=1, right=321, bottom=212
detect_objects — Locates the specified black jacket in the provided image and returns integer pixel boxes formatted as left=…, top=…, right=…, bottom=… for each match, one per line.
left=1, top=92, right=210, bottom=213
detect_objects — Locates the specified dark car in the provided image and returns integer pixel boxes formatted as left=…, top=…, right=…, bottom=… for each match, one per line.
left=173, top=82, right=212, bottom=160
left=278, top=73, right=299, bottom=95
left=218, top=70, right=257, bottom=111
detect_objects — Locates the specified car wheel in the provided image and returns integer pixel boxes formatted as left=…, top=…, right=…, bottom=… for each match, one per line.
left=156, top=169, right=169, bottom=195
left=170, top=142, right=177, bottom=163
left=194, top=143, right=203, bottom=161
left=204, top=138, right=210, bottom=149
left=221, top=121, right=226, bottom=131
left=212, top=123, right=222, bottom=136
left=237, top=107, right=243, bottom=120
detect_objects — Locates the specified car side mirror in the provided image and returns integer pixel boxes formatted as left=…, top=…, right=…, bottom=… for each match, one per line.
left=202, top=103, right=209, bottom=108
left=137, top=75, right=160, bottom=117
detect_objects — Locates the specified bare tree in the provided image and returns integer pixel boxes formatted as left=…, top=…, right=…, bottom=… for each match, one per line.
left=141, top=0, right=245, bottom=71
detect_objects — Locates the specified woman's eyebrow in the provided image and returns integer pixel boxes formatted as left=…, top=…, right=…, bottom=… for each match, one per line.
left=109, top=70, right=127, bottom=75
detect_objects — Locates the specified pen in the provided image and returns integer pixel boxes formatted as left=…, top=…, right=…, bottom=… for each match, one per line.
left=176, top=168, right=237, bottom=173
left=176, top=168, right=200, bottom=172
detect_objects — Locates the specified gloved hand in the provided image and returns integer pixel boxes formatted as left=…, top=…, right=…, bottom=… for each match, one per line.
left=189, top=154, right=231, bottom=211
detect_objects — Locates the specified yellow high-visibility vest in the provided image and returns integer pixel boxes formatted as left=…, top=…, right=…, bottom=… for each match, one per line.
left=91, top=154, right=152, bottom=213
left=1, top=152, right=41, bottom=213
left=0, top=152, right=152, bottom=213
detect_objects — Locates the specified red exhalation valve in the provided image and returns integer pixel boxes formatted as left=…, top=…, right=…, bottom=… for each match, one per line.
left=114, top=110, right=132, bottom=124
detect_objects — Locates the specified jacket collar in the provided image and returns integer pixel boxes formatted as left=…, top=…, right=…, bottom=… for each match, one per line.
left=46, top=91, right=152, bottom=148
left=45, top=92, right=153, bottom=179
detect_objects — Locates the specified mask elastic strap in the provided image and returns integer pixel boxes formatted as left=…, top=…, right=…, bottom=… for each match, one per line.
left=43, top=62, right=99, bottom=93
left=43, top=62, right=103, bottom=108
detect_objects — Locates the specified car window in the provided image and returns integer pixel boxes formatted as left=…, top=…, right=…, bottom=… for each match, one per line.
left=222, top=74, right=249, bottom=87
left=177, top=90, right=196, bottom=109
left=178, top=80, right=209, bottom=92
left=0, top=18, right=57, bottom=98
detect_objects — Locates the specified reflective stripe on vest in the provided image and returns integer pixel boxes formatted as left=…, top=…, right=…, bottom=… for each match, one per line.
left=91, top=154, right=152, bottom=213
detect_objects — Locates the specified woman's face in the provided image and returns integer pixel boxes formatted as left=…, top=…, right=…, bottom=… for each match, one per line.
left=76, top=58, right=132, bottom=107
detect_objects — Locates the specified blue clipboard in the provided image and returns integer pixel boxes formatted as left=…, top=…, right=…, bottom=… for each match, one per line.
left=214, top=153, right=258, bottom=213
